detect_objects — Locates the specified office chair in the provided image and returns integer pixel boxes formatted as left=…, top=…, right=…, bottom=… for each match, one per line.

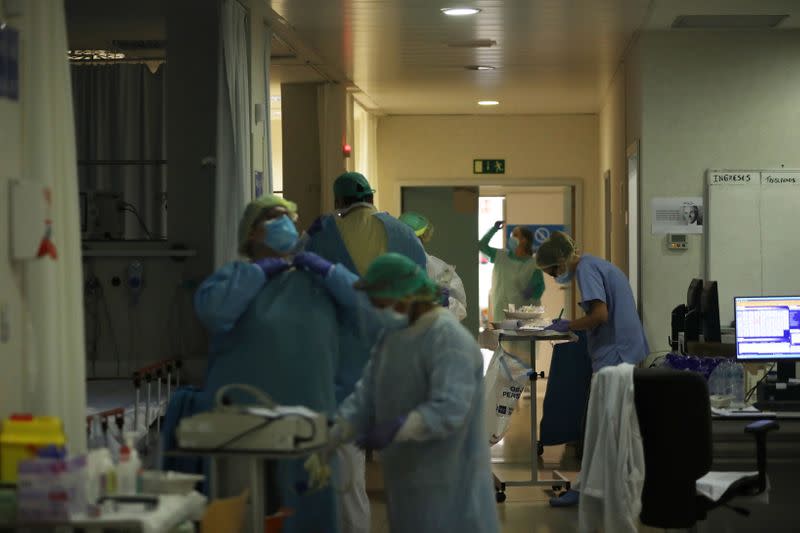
left=633, top=368, right=778, bottom=529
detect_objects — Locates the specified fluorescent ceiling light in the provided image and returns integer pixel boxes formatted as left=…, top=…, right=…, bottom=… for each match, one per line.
left=466, top=65, right=496, bottom=71
left=441, top=7, right=481, bottom=16
left=478, top=100, right=499, bottom=106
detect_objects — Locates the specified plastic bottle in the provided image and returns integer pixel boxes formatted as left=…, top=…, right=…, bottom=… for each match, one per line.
left=731, top=363, right=746, bottom=407
left=708, top=362, right=725, bottom=396
left=116, top=439, right=141, bottom=495
left=94, top=448, right=116, bottom=497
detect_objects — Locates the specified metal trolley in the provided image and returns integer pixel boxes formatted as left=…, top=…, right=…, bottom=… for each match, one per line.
left=492, top=329, right=575, bottom=503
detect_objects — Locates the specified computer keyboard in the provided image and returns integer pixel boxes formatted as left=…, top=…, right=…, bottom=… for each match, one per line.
left=754, top=400, right=800, bottom=412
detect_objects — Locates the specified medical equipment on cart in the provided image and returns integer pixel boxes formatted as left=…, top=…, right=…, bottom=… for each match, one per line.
left=86, top=359, right=182, bottom=459
left=176, top=384, right=328, bottom=452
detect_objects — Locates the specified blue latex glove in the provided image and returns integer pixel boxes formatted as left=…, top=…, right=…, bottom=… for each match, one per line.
left=355, top=416, right=406, bottom=450
left=522, top=287, right=535, bottom=300
left=254, top=257, right=290, bottom=279
left=545, top=319, right=571, bottom=333
left=293, top=252, right=335, bottom=277
left=439, top=286, right=450, bottom=308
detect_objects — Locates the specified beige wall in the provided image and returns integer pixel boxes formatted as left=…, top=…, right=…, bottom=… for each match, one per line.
left=632, top=30, right=800, bottom=353
left=377, top=115, right=602, bottom=256
left=599, top=63, right=628, bottom=271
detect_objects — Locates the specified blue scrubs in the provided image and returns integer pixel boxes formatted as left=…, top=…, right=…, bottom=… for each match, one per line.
left=306, top=211, right=426, bottom=403
left=575, top=254, right=649, bottom=371
left=195, top=263, right=341, bottom=533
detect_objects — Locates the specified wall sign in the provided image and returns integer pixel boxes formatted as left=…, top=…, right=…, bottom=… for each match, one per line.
left=473, top=159, right=505, bottom=174
left=651, top=197, right=703, bottom=235
left=506, top=224, right=567, bottom=251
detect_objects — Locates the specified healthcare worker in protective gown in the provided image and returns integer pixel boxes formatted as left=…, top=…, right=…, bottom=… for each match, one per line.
left=398, top=211, right=468, bottom=321
left=536, top=231, right=649, bottom=507
left=479, top=221, right=545, bottom=321
left=195, top=194, right=356, bottom=533
left=329, top=253, right=500, bottom=533
left=305, top=172, right=426, bottom=533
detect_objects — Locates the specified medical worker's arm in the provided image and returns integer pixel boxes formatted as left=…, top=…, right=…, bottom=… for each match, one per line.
left=568, top=263, right=609, bottom=331
left=567, top=300, right=609, bottom=331
left=402, top=339, right=478, bottom=441
left=316, top=263, right=385, bottom=345
left=336, top=358, right=379, bottom=439
left=448, top=270, right=468, bottom=321
left=524, top=269, right=546, bottom=301
left=478, top=226, right=500, bottom=263
left=193, top=262, right=265, bottom=334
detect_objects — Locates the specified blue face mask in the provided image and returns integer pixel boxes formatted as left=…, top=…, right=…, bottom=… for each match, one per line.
left=555, top=268, right=574, bottom=285
left=379, top=306, right=409, bottom=330
left=508, top=237, right=519, bottom=251
left=263, top=215, right=299, bottom=253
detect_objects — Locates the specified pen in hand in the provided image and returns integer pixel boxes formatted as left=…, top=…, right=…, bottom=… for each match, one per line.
left=557, top=308, right=564, bottom=321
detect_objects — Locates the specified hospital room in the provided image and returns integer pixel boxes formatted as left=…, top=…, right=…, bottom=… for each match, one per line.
left=2, top=0, right=800, bottom=531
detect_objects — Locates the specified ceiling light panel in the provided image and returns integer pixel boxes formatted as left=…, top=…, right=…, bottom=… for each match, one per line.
left=441, top=7, right=481, bottom=16
left=672, top=14, right=789, bottom=29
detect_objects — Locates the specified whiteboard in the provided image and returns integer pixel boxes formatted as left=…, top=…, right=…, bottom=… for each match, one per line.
left=707, top=174, right=762, bottom=327
left=707, top=170, right=800, bottom=327
left=761, top=173, right=800, bottom=296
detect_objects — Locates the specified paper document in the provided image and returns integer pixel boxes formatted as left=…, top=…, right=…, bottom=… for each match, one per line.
left=711, top=406, right=776, bottom=418
left=696, top=471, right=767, bottom=503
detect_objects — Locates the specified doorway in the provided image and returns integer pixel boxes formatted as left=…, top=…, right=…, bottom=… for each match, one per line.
left=401, top=182, right=577, bottom=373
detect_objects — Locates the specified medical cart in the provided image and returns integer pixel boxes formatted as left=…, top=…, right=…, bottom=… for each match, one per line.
left=492, top=328, right=575, bottom=503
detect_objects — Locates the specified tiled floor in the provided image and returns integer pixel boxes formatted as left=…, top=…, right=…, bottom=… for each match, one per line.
left=366, top=380, right=582, bottom=532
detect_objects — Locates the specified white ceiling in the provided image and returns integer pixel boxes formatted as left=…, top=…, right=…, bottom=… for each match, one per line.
left=268, top=0, right=800, bottom=115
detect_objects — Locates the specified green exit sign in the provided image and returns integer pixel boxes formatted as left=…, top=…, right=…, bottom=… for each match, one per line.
left=473, top=159, right=505, bottom=174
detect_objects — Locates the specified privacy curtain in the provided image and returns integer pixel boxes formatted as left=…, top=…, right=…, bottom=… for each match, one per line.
left=21, top=0, right=87, bottom=453
left=214, top=0, right=252, bottom=267
left=71, top=63, right=167, bottom=239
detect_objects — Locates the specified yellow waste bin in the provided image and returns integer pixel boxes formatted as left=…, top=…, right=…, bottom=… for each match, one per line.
left=0, top=414, right=66, bottom=482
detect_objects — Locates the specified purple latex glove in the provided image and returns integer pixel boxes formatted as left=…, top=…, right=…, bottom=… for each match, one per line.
left=254, top=257, right=290, bottom=279
left=307, top=216, right=324, bottom=236
left=545, top=319, right=571, bottom=333
left=355, top=416, right=406, bottom=450
left=493, top=220, right=505, bottom=230
left=439, top=286, right=450, bottom=308
left=293, top=252, right=335, bottom=277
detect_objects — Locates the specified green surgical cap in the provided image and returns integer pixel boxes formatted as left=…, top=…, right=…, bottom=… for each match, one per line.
left=398, top=212, right=430, bottom=237
left=535, top=231, right=577, bottom=269
left=238, top=194, right=298, bottom=255
left=333, top=172, right=375, bottom=200
left=355, top=253, right=437, bottom=300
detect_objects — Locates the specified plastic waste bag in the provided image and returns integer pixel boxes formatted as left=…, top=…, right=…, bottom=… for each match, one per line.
left=483, top=346, right=532, bottom=446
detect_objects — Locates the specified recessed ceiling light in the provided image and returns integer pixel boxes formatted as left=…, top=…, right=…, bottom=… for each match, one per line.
left=466, top=65, right=496, bottom=71
left=478, top=100, right=500, bottom=106
left=441, top=7, right=481, bottom=16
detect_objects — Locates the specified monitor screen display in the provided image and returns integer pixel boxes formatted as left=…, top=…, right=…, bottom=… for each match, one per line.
left=735, top=296, right=800, bottom=361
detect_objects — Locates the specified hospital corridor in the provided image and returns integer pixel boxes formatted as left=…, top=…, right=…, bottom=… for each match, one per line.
left=3, top=0, right=800, bottom=531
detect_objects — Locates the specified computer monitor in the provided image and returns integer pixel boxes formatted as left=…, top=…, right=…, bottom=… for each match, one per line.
left=701, top=281, right=721, bottom=342
left=685, top=278, right=704, bottom=342
left=735, top=296, right=800, bottom=381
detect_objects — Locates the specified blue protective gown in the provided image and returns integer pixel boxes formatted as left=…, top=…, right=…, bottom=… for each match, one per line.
left=575, top=254, right=650, bottom=371
left=337, top=308, right=500, bottom=533
left=195, top=262, right=341, bottom=533
left=306, top=211, right=426, bottom=404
